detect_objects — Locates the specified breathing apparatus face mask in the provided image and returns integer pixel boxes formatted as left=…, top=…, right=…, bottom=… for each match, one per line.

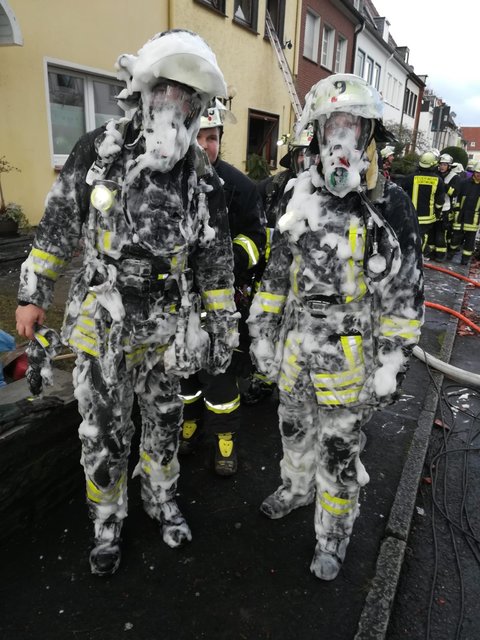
left=141, top=80, right=204, bottom=173
left=317, top=111, right=373, bottom=198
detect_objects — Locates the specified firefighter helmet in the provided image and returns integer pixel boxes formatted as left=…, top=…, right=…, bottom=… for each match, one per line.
left=200, top=98, right=237, bottom=129
left=303, top=73, right=383, bottom=123
left=473, top=161, right=480, bottom=172
left=291, top=122, right=314, bottom=148
left=115, top=29, right=227, bottom=105
left=419, top=151, right=439, bottom=169
left=381, top=145, right=395, bottom=159
left=439, top=153, right=453, bottom=164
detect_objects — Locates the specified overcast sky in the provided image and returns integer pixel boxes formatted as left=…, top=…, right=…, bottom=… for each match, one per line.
left=372, top=0, right=480, bottom=126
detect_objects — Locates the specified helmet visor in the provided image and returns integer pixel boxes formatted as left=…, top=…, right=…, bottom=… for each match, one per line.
left=321, top=112, right=373, bottom=151
left=145, top=80, right=204, bottom=128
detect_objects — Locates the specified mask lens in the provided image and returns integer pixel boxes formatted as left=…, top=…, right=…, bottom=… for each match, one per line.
left=147, top=81, right=203, bottom=128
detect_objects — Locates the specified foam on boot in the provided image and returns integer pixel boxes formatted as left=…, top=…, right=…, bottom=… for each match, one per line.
left=260, top=485, right=315, bottom=519
left=160, top=500, right=192, bottom=548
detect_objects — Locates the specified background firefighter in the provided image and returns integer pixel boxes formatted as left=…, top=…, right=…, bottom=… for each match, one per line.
left=178, top=100, right=265, bottom=475
left=248, top=74, right=424, bottom=581
left=15, top=30, right=238, bottom=577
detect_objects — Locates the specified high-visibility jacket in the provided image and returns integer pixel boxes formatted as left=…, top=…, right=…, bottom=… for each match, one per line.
left=402, top=168, right=446, bottom=225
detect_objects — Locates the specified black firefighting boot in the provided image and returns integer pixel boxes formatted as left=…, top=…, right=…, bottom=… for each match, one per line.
left=461, top=254, right=470, bottom=265
left=159, top=500, right=192, bottom=548
left=178, top=418, right=202, bottom=455
left=310, top=536, right=350, bottom=581
left=89, top=521, right=122, bottom=577
left=260, top=485, right=315, bottom=519
left=214, top=432, right=237, bottom=476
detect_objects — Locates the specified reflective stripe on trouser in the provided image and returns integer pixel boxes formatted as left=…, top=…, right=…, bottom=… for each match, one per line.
left=179, top=367, right=242, bottom=434
left=277, top=391, right=373, bottom=542
left=74, top=352, right=183, bottom=525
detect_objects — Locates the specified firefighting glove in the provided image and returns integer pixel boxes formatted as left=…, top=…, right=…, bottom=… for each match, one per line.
left=26, top=326, right=62, bottom=396
left=249, top=337, right=279, bottom=382
left=205, top=313, right=240, bottom=376
left=358, top=343, right=410, bottom=408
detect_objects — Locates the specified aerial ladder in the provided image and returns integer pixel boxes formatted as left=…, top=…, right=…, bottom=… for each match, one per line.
left=265, top=10, right=302, bottom=120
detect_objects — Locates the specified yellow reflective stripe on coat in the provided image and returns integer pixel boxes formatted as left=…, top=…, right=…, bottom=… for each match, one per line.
left=380, top=316, right=422, bottom=342
left=256, top=290, right=287, bottom=314
left=30, top=248, right=66, bottom=281
left=205, top=395, right=240, bottom=414
left=202, top=288, right=236, bottom=312
left=278, top=337, right=302, bottom=392
left=233, top=234, right=260, bottom=268
left=86, top=473, right=126, bottom=504
left=96, top=228, right=112, bottom=253
left=340, top=335, right=364, bottom=369
left=68, top=324, right=99, bottom=357
left=318, top=491, right=356, bottom=516
left=265, top=227, right=274, bottom=262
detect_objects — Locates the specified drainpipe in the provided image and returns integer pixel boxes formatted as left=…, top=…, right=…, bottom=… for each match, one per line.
left=352, top=19, right=365, bottom=72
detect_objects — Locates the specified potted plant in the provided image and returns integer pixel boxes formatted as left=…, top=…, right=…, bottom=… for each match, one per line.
left=0, top=156, right=28, bottom=237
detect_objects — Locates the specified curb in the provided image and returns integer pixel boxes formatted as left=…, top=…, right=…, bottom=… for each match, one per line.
left=354, top=271, right=467, bottom=640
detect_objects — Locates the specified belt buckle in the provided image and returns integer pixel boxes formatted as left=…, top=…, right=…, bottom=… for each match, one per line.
left=308, top=299, right=329, bottom=315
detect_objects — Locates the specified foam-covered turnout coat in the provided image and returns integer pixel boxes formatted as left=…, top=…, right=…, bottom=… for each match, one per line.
left=18, top=117, right=238, bottom=528
left=248, top=168, right=423, bottom=551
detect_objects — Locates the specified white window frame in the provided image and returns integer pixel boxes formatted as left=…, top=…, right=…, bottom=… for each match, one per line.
left=334, top=36, right=347, bottom=73
left=303, top=9, right=320, bottom=62
left=321, top=24, right=335, bottom=69
left=373, top=63, right=381, bottom=90
left=44, top=57, right=124, bottom=169
left=355, top=49, right=365, bottom=77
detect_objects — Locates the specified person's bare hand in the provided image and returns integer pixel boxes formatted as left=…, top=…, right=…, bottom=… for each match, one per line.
left=15, top=304, right=46, bottom=340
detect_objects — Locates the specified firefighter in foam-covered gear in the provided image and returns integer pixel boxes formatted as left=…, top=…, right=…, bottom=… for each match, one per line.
left=248, top=73, right=424, bottom=581
left=402, top=151, right=446, bottom=258
left=15, top=30, right=238, bottom=577
left=178, top=99, right=265, bottom=475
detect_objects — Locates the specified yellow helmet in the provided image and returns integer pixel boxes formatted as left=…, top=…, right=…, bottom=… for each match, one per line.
left=419, top=151, right=439, bottom=169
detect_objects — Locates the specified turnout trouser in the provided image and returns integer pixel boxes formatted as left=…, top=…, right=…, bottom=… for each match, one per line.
left=74, top=352, right=183, bottom=528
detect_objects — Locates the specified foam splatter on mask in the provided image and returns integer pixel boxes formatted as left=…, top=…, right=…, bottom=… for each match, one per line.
left=317, top=111, right=373, bottom=198
left=141, top=81, right=204, bottom=173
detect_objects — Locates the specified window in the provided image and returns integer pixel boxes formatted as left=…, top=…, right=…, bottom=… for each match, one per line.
left=373, top=63, right=381, bottom=90
left=304, top=10, right=320, bottom=62
left=363, top=56, right=374, bottom=83
left=404, top=88, right=417, bottom=118
left=233, top=0, right=258, bottom=29
left=194, top=0, right=226, bottom=12
left=247, top=109, right=279, bottom=169
left=267, top=0, right=286, bottom=44
left=321, top=25, right=334, bottom=69
left=334, top=36, right=347, bottom=73
left=355, top=49, right=365, bottom=77
left=47, top=64, right=123, bottom=167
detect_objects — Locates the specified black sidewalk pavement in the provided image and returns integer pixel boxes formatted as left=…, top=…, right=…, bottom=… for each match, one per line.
left=0, top=238, right=478, bottom=640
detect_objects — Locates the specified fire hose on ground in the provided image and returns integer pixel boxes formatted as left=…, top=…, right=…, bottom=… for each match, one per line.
left=414, top=263, right=480, bottom=388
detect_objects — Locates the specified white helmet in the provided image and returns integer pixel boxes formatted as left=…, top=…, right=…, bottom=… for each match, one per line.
left=200, top=98, right=237, bottom=129
left=473, top=161, right=480, bottom=172
left=115, top=29, right=227, bottom=106
left=439, top=153, right=453, bottom=164
left=381, top=145, right=395, bottom=159
left=291, top=122, right=314, bottom=148
left=300, top=73, right=383, bottom=126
